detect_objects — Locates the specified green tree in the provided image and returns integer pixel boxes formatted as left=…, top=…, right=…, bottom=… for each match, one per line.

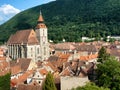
left=109, top=38, right=115, bottom=43
left=0, top=73, right=11, bottom=90
left=42, top=72, right=57, bottom=90
left=97, top=47, right=110, bottom=63
left=72, top=83, right=109, bottom=90
left=96, top=56, right=120, bottom=90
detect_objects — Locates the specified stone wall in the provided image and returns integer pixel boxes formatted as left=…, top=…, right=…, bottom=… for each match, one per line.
left=61, top=76, right=89, bottom=90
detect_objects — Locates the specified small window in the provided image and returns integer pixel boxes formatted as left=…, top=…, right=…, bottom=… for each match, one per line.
left=31, top=48, right=33, bottom=51
left=37, top=48, right=39, bottom=54
left=44, top=47, right=46, bottom=55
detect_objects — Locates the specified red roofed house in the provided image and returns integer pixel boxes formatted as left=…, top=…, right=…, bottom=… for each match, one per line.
left=0, top=57, right=10, bottom=76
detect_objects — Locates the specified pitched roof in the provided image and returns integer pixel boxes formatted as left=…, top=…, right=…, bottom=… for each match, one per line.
left=39, top=68, right=48, bottom=76
left=36, top=23, right=47, bottom=29
left=60, top=66, right=74, bottom=76
left=7, top=29, right=39, bottom=45
left=18, top=70, right=34, bottom=83
left=18, top=58, right=32, bottom=71
left=38, top=12, right=44, bottom=22
left=11, top=65, right=21, bottom=75
left=17, top=84, right=41, bottom=90
left=0, top=57, right=10, bottom=76
left=48, top=55, right=59, bottom=62
left=54, top=43, right=75, bottom=50
left=79, top=54, right=98, bottom=61
left=75, top=45, right=98, bottom=52
left=10, top=58, right=31, bottom=72
left=44, top=61, right=57, bottom=72
left=11, top=70, right=34, bottom=85
left=61, top=60, right=95, bottom=77
left=0, top=48, right=4, bottom=56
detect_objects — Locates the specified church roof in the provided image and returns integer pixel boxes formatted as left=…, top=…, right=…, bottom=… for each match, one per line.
left=36, top=23, right=46, bottom=29
left=38, top=11, right=44, bottom=22
left=7, top=29, right=39, bottom=45
left=36, top=11, right=47, bottom=29
left=38, top=14, right=44, bottom=22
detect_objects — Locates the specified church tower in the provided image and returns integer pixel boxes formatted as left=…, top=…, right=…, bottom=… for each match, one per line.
left=35, top=11, right=49, bottom=61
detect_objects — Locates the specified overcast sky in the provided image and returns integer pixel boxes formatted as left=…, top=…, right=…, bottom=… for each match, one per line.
left=0, top=0, right=55, bottom=24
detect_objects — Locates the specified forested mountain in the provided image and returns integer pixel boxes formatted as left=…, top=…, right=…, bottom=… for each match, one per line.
left=0, top=0, right=120, bottom=43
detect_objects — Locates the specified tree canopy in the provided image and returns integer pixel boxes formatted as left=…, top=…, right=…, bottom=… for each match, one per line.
left=0, top=73, right=11, bottom=90
left=0, top=0, right=120, bottom=43
left=72, top=83, right=109, bottom=90
left=97, top=47, right=110, bottom=63
left=42, top=72, right=57, bottom=90
left=96, top=56, right=120, bottom=90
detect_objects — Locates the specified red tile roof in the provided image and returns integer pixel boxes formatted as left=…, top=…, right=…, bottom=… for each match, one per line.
left=79, top=54, right=98, bottom=61
left=17, top=84, right=41, bottom=90
left=7, top=29, right=39, bottom=45
left=75, top=45, right=98, bottom=52
left=11, top=70, right=34, bottom=86
left=36, top=23, right=46, bottom=28
left=0, top=57, right=10, bottom=76
left=54, top=43, right=75, bottom=50
left=11, top=65, right=21, bottom=75
left=0, top=48, right=4, bottom=56
left=38, top=14, right=44, bottom=22
left=10, top=58, right=32, bottom=76
left=0, top=57, right=6, bottom=61
left=39, top=68, right=48, bottom=76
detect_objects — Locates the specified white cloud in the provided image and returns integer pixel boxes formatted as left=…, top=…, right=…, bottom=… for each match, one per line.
left=0, top=16, right=3, bottom=21
left=0, top=4, right=21, bottom=24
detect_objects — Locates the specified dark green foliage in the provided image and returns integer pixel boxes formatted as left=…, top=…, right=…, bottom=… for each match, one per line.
left=97, top=47, right=110, bottom=63
left=0, top=73, right=11, bottom=90
left=42, top=72, right=57, bottom=90
left=96, top=57, right=120, bottom=90
left=72, top=83, right=109, bottom=90
left=109, top=38, right=116, bottom=42
left=0, top=0, right=120, bottom=43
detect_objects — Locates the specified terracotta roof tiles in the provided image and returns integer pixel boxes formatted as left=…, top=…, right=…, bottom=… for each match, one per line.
left=54, top=43, right=75, bottom=50
left=0, top=57, right=10, bottom=76
left=11, top=70, right=34, bottom=85
left=38, top=14, right=44, bottom=22
left=17, top=84, right=41, bottom=90
left=79, top=54, right=98, bottom=61
left=75, top=45, right=98, bottom=52
left=11, top=65, right=21, bottom=75
left=39, top=68, right=48, bottom=76
left=36, top=23, right=46, bottom=28
left=7, top=29, right=39, bottom=45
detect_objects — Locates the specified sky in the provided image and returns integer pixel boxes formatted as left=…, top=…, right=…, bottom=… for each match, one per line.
left=0, top=0, right=55, bottom=24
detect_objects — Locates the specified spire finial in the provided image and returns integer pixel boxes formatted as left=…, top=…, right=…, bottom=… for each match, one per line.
left=38, top=9, right=44, bottom=22
left=40, top=10, right=42, bottom=15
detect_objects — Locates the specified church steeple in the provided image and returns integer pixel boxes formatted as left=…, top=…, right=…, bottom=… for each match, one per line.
left=38, top=10, right=44, bottom=23
left=35, top=10, right=49, bottom=61
left=36, top=10, right=46, bottom=29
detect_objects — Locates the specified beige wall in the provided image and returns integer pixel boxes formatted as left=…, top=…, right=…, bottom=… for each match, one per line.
left=61, top=76, right=89, bottom=90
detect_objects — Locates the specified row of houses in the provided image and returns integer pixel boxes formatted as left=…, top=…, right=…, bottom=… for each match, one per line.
left=1, top=40, right=120, bottom=90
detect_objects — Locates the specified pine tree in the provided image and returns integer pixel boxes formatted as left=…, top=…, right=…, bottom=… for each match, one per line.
left=42, top=72, right=57, bottom=90
left=97, top=47, right=110, bottom=63
left=0, top=73, right=11, bottom=90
